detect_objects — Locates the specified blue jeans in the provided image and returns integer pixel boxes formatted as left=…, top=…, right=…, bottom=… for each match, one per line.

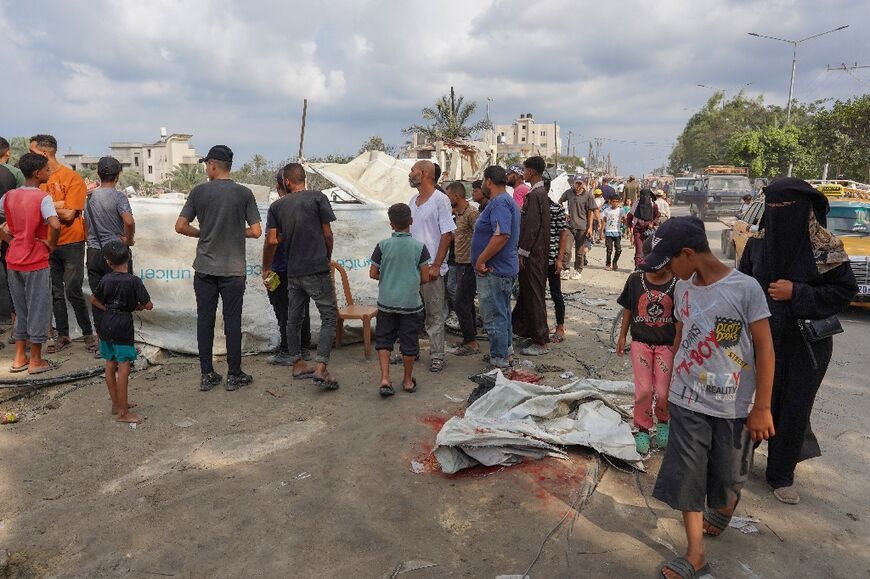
left=477, top=273, right=515, bottom=367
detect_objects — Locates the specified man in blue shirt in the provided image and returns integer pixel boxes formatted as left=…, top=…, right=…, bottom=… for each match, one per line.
left=471, top=165, right=520, bottom=369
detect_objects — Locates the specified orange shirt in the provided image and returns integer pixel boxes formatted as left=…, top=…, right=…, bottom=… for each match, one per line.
left=41, top=165, right=87, bottom=245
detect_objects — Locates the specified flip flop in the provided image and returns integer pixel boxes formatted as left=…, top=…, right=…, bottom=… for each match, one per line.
left=660, top=557, right=710, bottom=578
left=549, top=333, right=565, bottom=344
left=292, top=370, right=315, bottom=380
left=314, top=372, right=339, bottom=391
left=379, top=383, right=395, bottom=397
left=429, top=359, right=445, bottom=373
left=10, top=360, right=29, bottom=373
left=448, top=344, right=479, bottom=356
left=403, top=378, right=417, bottom=393
left=28, top=359, right=61, bottom=375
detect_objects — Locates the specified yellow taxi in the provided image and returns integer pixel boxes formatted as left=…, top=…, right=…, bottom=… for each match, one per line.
left=722, top=198, right=870, bottom=303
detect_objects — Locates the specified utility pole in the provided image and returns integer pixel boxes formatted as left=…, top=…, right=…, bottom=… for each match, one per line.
left=297, top=98, right=308, bottom=162
left=566, top=130, right=572, bottom=161
left=553, top=121, right=558, bottom=168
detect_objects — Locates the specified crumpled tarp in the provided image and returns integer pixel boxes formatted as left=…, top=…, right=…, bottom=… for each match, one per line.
left=433, top=371, right=643, bottom=474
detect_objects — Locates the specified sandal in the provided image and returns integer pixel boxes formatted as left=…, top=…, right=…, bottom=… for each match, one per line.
left=403, top=378, right=417, bottom=393
left=549, top=332, right=565, bottom=344
left=660, top=557, right=710, bottom=578
left=84, top=335, right=99, bottom=353
left=429, top=358, right=444, bottom=373
left=379, top=383, right=395, bottom=397
left=47, top=337, right=71, bottom=354
left=292, top=370, right=315, bottom=380
left=703, top=494, right=740, bottom=536
left=448, top=344, right=479, bottom=356
left=10, top=359, right=30, bottom=373
left=28, top=359, right=61, bottom=375
left=314, top=371, right=339, bottom=391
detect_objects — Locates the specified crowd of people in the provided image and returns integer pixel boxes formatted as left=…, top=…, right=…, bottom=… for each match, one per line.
left=0, top=135, right=859, bottom=579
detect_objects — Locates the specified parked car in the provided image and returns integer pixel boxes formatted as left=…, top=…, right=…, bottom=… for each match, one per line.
left=721, top=197, right=870, bottom=303
left=686, top=166, right=753, bottom=220
left=673, top=176, right=696, bottom=204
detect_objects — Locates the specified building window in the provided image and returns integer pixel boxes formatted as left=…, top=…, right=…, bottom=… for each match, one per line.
left=500, top=132, right=505, bottom=137
left=521, top=137, right=526, bottom=142
left=134, top=156, right=139, bottom=167
left=148, top=166, right=153, bottom=174
left=541, top=130, right=546, bottom=137
left=147, top=149, right=152, bottom=158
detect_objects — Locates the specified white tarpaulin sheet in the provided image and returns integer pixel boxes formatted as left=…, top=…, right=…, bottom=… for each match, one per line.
left=307, top=151, right=417, bottom=207
left=433, top=371, right=643, bottom=474
left=83, top=196, right=390, bottom=354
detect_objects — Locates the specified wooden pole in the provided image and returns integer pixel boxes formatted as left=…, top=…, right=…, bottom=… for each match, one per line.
left=298, top=98, right=308, bottom=162
left=553, top=121, right=558, bottom=169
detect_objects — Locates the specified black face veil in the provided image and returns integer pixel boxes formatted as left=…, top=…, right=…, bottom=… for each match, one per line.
left=759, top=178, right=829, bottom=286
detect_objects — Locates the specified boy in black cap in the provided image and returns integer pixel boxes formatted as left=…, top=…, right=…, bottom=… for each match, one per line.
left=644, top=217, right=775, bottom=579
left=175, top=145, right=262, bottom=392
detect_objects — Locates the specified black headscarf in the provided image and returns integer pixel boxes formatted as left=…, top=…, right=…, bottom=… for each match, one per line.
left=756, top=177, right=829, bottom=287
left=634, top=188, right=655, bottom=221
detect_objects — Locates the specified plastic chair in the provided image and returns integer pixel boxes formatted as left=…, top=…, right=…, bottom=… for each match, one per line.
left=330, top=261, right=378, bottom=359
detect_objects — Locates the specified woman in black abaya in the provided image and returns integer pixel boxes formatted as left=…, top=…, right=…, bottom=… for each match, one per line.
left=739, top=178, right=857, bottom=504
left=628, top=188, right=659, bottom=266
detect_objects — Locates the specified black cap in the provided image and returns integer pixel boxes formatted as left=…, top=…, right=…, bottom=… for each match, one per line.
left=199, top=144, right=233, bottom=164
left=639, top=216, right=707, bottom=272
left=97, top=156, right=122, bottom=175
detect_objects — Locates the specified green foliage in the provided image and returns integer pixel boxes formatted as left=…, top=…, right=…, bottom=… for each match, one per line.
left=7, top=137, right=28, bottom=165
left=118, top=170, right=144, bottom=192
left=672, top=92, right=870, bottom=182
left=230, top=153, right=276, bottom=187
left=357, top=135, right=395, bottom=156
left=404, top=86, right=492, bottom=141
left=164, top=163, right=206, bottom=193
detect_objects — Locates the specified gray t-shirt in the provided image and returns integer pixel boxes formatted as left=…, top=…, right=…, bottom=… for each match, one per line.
left=179, top=179, right=261, bottom=277
left=86, top=187, right=132, bottom=249
left=671, top=269, right=771, bottom=419
left=558, top=188, right=597, bottom=230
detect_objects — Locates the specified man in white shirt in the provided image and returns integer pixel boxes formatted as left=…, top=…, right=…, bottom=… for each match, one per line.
left=408, top=160, right=456, bottom=373
left=654, top=189, right=671, bottom=225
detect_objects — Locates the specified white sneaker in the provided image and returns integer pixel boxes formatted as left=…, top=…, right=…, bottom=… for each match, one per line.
left=570, top=270, right=582, bottom=280
left=560, top=269, right=571, bottom=280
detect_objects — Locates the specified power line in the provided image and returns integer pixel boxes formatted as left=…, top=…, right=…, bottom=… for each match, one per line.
left=570, top=133, right=674, bottom=147
left=827, top=62, right=870, bottom=89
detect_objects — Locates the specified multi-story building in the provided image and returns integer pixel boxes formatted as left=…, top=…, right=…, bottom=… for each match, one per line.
left=64, top=128, right=199, bottom=184
left=493, top=114, right=561, bottom=157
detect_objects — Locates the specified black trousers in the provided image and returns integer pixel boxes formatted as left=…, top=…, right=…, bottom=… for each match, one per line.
left=194, top=273, right=245, bottom=376
left=86, top=247, right=133, bottom=336
left=50, top=241, right=93, bottom=337
left=546, top=264, right=565, bottom=326
left=605, top=235, right=622, bottom=267
left=266, top=270, right=311, bottom=352
left=453, top=264, right=477, bottom=343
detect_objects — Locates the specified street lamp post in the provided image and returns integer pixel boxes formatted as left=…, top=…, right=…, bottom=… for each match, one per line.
left=748, top=25, right=848, bottom=124
left=749, top=25, right=848, bottom=176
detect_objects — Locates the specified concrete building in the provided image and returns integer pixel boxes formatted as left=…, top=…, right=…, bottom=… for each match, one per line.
left=493, top=114, right=561, bottom=157
left=64, top=128, right=199, bottom=184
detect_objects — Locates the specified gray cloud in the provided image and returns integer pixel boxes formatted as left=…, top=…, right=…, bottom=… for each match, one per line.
left=2, top=0, right=868, bottom=173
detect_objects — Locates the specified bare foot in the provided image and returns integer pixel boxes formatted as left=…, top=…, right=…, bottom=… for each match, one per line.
left=116, top=411, right=143, bottom=424
left=111, top=402, right=137, bottom=415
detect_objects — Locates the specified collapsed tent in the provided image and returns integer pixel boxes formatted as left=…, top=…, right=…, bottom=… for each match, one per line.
left=434, top=371, right=643, bottom=474
left=307, top=151, right=418, bottom=206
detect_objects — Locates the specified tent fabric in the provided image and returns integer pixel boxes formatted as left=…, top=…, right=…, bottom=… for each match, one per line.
left=434, top=371, right=643, bottom=474
left=307, top=151, right=417, bottom=207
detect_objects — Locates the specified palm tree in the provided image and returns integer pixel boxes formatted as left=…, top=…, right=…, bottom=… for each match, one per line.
left=166, top=163, right=206, bottom=193
left=403, top=86, right=492, bottom=141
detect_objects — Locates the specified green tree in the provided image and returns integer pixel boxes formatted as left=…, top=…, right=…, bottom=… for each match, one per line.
left=119, top=170, right=145, bottom=193
left=812, top=95, right=870, bottom=182
left=165, top=163, right=205, bottom=193
left=728, top=125, right=820, bottom=179
left=403, top=86, right=492, bottom=141
left=7, top=137, right=29, bottom=165
left=357, top=135, right=395, bottom=156
left=231, top=153, right=276, bottom=187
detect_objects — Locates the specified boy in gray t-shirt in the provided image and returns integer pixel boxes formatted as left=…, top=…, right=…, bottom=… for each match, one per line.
left=639, top=217, right=775, bottom=579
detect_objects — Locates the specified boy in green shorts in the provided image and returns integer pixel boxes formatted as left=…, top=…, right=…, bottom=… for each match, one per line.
left=91, top=240, right=153, bottom=423
left=370, top=203, right=430, bottom=396
left=641, top=217, right=775, bottom=579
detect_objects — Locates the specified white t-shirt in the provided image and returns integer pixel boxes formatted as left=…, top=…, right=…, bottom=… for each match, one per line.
left=410, top=190, right=456, bottom=276
left=602, top=206, right=623, bottom=235
left=655, top=198, right=671, bottom=221
left=671, top=270, right=771, bottom=418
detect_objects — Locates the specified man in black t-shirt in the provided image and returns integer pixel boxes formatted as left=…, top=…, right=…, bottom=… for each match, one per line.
left=175, top=145, right=262, bottom=392
left=262, top=163, right=339, bottom=390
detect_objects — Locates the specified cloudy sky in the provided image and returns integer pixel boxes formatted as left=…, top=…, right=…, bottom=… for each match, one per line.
left=3, top=0, right=868, bottom=174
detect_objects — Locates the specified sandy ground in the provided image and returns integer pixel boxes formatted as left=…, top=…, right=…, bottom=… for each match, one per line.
left=1, top=210, right=869, bottom=578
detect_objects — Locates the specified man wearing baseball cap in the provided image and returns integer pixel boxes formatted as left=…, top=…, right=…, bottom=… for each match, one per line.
left=507, top=165, right=529, bottom=208
left=176, top=145, right=262, bottom=392
left=558, top=175, right=597, bottom=280
left=85, top=156, right=136, bottom=338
